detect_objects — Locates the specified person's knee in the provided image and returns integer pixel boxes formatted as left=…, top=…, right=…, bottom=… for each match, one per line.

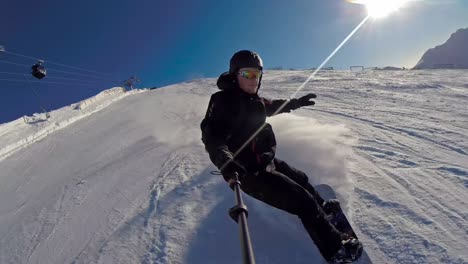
left=291, top=188, right=320, bottom=214
left=288, top=170, right=310, bottom=187
left=275, top=159, right=310, bottom=186
left=296, top=173, right=310, bottom=186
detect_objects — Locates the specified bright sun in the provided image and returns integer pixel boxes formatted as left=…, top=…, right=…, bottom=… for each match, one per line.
left=348, top=0, right=410, bottom=18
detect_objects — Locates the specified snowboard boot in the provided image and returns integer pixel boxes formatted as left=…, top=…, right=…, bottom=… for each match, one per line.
left=323, top=199, right=343, bottom=227
left=323, top=199, right=341, bottom=215
left=323, top=199, right=355, bottom=236
left=328, top=238, right=363, bottom=263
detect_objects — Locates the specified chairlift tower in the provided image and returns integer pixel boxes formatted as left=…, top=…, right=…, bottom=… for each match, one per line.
left=123, top=76, right=140, bottom=90
left=0, top=45, right=5, bottom=59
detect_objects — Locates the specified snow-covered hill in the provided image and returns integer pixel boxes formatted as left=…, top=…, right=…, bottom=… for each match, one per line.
left=0, top=70, right=467, bottom=264
left=414, top=28, right=468, bottom=69
left=0, top=87, right=143, bottom=162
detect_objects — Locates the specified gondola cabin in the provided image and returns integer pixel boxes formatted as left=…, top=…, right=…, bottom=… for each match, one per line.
left=32, top=60, right=46, bottom=79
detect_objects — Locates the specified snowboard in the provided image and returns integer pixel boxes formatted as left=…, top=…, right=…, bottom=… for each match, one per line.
left=315, top=184, right=373, bottom=264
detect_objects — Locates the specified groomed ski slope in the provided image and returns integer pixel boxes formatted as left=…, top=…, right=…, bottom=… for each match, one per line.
left=0, top=70, right=467, bottom=264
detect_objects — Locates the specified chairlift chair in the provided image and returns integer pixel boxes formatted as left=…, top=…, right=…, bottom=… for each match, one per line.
left=32, top=60, right=47, bottom=79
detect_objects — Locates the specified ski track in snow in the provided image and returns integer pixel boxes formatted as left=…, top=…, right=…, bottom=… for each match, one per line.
left=0, top=70, right=467, bottom=264
left=299, top=71, right=467, bottom=263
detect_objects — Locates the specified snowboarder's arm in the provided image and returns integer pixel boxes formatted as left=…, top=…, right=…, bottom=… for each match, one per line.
left=202, top=93, right=238, bottom=179
left=262, top=98, right=295, bottom=116
left=262, top=93, right=316, bottom=116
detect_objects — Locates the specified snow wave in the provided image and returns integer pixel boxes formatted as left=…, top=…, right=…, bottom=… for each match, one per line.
left=269, top=114, right=355, bottom=210
left=72, top=87, right=127, bottom=110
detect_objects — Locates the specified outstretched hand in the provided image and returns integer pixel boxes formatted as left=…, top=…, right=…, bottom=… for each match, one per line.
left=298, top=93, right=317, bottom=107
left=221, top=159, right=247, bottom=183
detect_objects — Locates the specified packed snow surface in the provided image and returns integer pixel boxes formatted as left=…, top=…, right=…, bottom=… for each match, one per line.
left=0, top=70, right=467, bottom=264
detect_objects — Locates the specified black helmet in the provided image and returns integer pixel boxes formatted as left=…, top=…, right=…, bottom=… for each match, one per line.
left=229, top=50, right=263, bottom=74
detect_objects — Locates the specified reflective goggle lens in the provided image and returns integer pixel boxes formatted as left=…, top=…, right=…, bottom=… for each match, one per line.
left=238, top=70, right=262, bottom=79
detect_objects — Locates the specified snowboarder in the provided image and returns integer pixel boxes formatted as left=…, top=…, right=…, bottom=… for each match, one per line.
left=200, top=50, right=362, bottom=263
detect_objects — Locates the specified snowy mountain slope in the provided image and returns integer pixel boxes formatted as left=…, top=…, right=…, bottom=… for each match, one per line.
left=0, top=70, right=467, bottom=264
left=414, top=28, right=468, bottom=69
left=0, top=87, right=143, bottom=162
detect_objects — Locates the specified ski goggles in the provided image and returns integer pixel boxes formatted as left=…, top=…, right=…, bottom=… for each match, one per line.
left=238, top=69, right=262, bottom=80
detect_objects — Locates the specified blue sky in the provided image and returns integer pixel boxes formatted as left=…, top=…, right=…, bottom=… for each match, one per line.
left=1, top=0, right=467, bottom=124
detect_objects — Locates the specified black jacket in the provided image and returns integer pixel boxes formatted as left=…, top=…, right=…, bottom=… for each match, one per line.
left=201, top=73, right=303, bottom=180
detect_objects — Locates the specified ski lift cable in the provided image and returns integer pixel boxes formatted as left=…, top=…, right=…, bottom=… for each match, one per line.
left=42, top=76, right=101, bottom=83
left=1, top=55, right=120, bottom=82
left=0, top=71, right=26, bottom=76
left=0, top=59, right=109, bottom=80
left=0, top=71, right=100, bottom=83
left=0, top=78, right=98, bottom=86
left=0, top=60, right=31, bottom=67
left=0, top=60, right=119, bottom=82
left=46, top=67, right=120, bottom=82
left=3, top=50, right=113, bottom=77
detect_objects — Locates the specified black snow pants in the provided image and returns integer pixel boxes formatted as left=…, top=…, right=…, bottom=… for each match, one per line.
left=239, top=158, right=342, bottom=260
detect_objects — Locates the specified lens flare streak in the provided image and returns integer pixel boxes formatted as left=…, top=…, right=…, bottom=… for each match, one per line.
left=289, top=15, right=370, bottom=100
left=221, top=15, right=371, bottom=171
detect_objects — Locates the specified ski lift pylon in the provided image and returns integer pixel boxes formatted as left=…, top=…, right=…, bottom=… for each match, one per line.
left=32, top=60, right=47, bottom=79
left=123, top=76, right=139, bottom=90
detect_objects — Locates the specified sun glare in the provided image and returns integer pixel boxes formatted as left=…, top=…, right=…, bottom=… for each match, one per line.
left=348, top=0, right=409, bottom=18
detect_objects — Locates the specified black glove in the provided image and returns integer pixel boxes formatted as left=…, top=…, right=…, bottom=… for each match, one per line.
left=298, top=93, right=317, bottom=107
left=220, top=159, right=247, bottom=182
left=258, top=151, right=275, bottom=168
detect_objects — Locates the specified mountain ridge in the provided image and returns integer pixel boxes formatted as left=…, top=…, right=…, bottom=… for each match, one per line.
left=414, top=28, right=468, bottom=69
